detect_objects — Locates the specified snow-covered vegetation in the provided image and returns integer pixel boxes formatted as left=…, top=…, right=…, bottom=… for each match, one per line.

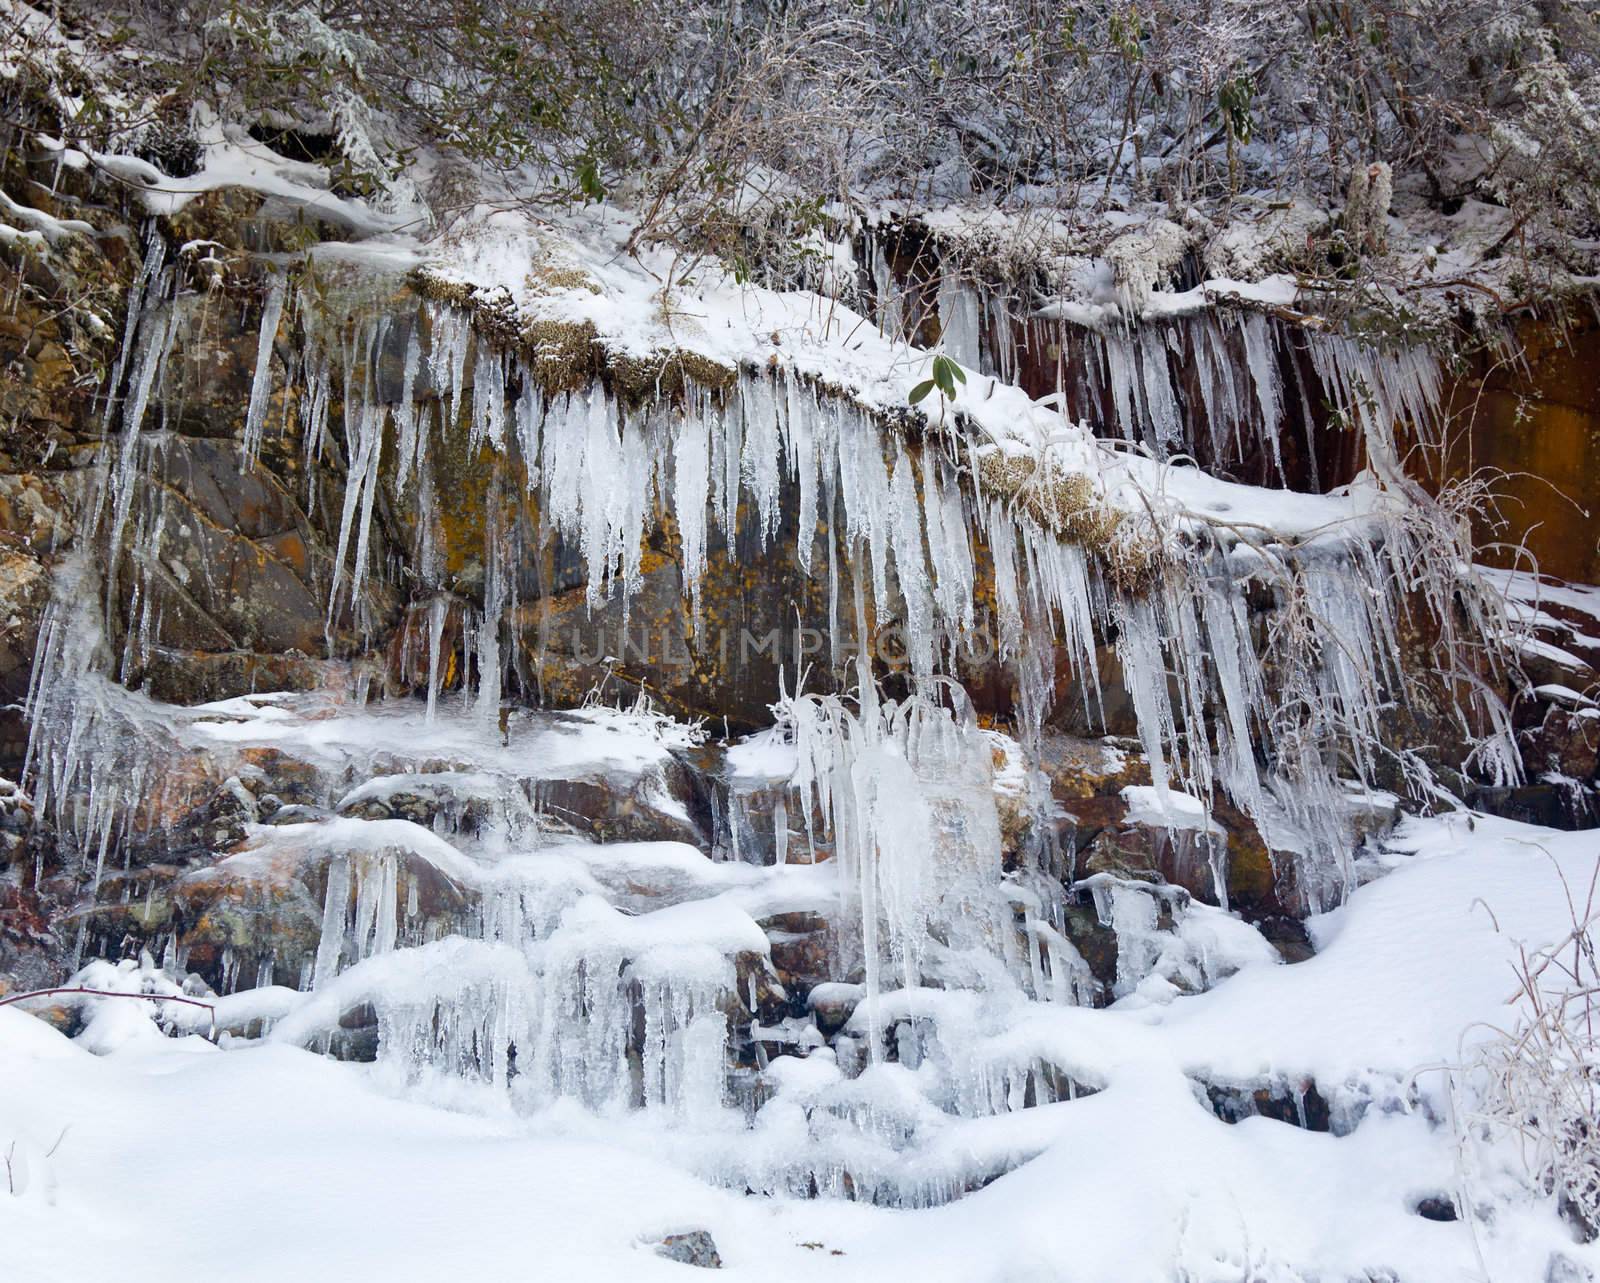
left=9, top=0, right=1600, bottom=304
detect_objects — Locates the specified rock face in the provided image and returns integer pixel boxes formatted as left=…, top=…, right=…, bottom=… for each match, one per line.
left=1448, top=317, right=1600, bottom=587
left=0, top=160, right=1589, bottom=988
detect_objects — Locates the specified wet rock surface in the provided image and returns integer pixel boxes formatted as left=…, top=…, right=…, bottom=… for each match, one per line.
left=1038, top=733, right=1316, bottom=922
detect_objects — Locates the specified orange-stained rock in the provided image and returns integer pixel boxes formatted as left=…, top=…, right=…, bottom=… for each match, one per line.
left=1446, top=315, right=1600, bottom=585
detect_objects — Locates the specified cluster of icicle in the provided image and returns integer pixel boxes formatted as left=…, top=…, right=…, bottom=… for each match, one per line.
left=924, top=267, right=1445, bottom=488
left=776, top=665, right=1084, bottom=1022
left=21, top=234, right=382, bottom=884
left=279, top=288, right=1493, bottom=906
left=294, top=918, right=736, bottom=1122
left=273, top=679, right=1104, bottom=1206
left=26, top=600, right=1105, bottom=1207
left=11, top=216, right=1526, bottom=1211
left=25, top=226, right=1514, bottom=915
left=21, top=229, right=198, bottom=899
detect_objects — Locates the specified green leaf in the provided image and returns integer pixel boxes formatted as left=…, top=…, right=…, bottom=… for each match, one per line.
left=908, top=379, right=937, bottom=406
left=576, top=155, right=606, bottom=203
left=932, top=355, right=967, bottom=392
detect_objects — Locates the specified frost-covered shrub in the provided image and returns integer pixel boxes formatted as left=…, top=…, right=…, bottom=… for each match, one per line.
left=15, top=0, right=1600, bottom=275
left=1462, top=872, right=1600, bottom=1238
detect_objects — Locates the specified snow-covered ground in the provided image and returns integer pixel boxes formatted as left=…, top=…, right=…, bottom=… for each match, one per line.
left=4, top=809, right=1596, bottom=1283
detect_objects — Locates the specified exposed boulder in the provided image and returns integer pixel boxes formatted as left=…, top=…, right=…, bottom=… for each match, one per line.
left=652, top=1230, right=723, bottom=1269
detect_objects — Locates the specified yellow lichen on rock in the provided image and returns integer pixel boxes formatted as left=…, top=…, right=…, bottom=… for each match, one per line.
left=976, top=451, right=1171, bottom=592
left=519, top=317, right=602, bottom=396
left=608, top=348, right=739, bottom=407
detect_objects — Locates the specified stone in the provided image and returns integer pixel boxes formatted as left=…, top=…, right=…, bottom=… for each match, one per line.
left=0, top=875, right=56, bottom=994
left=1470, top=783, right=1591, bottom=831
left=760, top=911, right=835, bottom=994
left=652, top=1230, right=722, bottom=1269
left=1254, top=915, right=1315, bottom=964
left=1060, top=901, right=1117, bottom=998
left=1038, top=733, right=1301, bottom=918
left=1079, top=817, right=1228, bottom=906
left=1413, top=1194, right=1457, bottom=1222
left=533, top=773, right=705, bottom=846
left=805, top=982, right=862, bottom=1038
left=731, top=950, right=791, bottom=1027
left=1521, top=705, right=1600, bottom=784
left=1206, top=1076, right=1333, bottom=1132
left=0, top=548, right=48, bottom=692
left=163, top=829, right=472, bottom=992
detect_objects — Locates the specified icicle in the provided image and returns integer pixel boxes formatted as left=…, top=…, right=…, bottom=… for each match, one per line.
left=888, top=449, right=935, bottom=679
left=313, top=857, right=352, bottom=988
left=937, top=275, right=982, bottom=369
left=1139, top=326, right=1181, bottom=449
left=778, top=667, right=1007, bottom=1059
left=241, top=274, right=287, bottom=464
left=1103, top=333, right=1139, bottom=441
left=674, top=399, right=712, bottom=621
left=475, top=510, right=506, bottom=721
left=786, top=378, right=819, bottom=573
left=1240, top=315, right=1284, bottom=477
left=742, top=373, right=783, bottom=546
left=324, top=392, right=387, bottom=639
left=102, top=295, right=182, bottom=580
left=1114, top=596, right=1178, bottom=802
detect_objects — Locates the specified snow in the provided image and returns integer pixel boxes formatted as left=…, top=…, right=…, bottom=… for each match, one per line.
left=1155, top=812, right=1600, bottom=1086
left=4, top=809, right=1597, bottom=1281
left=1480, top=565, right=1600, bottom=663
left=1483, top=567, right=1600, bottom=623
left=577, top=840, right=766, bottom=902
left=0, top=187, right=94, bottom=244
left=408, top=199, right=1415, bottom=547
left=1035, top=272, right=1303, bottom=325
left=1516, top=634, right=1591, bottom=673
left=233, top=815, right=484, bottom=887
left=726, top=727, right=800, bottom=783
left=0, top=1010, right=819, bottom=1283
left=1535, top=683, right=1598, bottom=709
left=125, top=121, right=416, bottom=235
left=1121, top=783, right=1224, bottom=834
left=187, top=689, right=693, bottom=781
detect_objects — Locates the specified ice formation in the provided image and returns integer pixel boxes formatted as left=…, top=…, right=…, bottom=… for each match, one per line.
left=219, top=274, right=1502, bottom=885
left=13, top=205, right=1525, bottom=1220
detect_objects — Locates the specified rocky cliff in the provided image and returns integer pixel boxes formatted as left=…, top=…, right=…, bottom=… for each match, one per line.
left=3, top=39, right=1600, bottom=1280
